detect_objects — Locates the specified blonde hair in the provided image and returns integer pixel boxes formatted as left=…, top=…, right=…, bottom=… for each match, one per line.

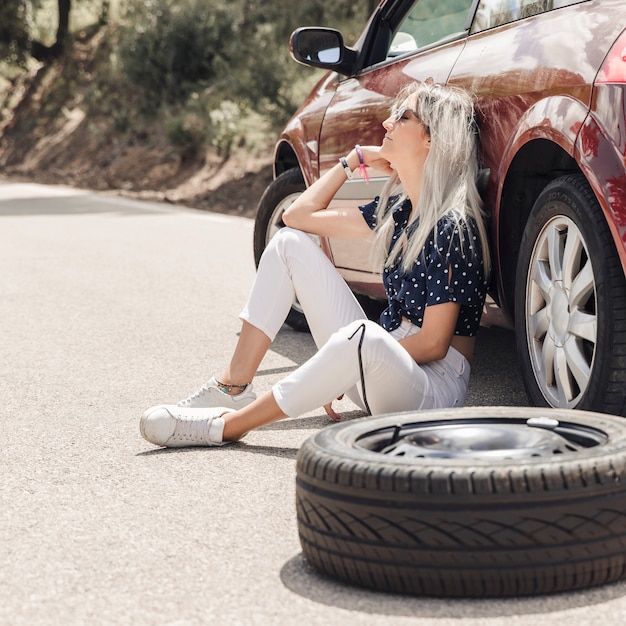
left=372, top=82, right=490, bottom=276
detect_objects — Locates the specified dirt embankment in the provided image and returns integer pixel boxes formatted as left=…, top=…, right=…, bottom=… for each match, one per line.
left=0, top=26, right=274, bottom=218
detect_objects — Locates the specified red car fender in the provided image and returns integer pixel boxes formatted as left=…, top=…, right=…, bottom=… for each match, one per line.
left=576, top=110, right=626, bottom=272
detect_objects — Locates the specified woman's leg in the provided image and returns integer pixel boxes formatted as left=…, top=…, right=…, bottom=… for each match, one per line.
left=219, top=321, right=271, bottom=389
left=220, top=320, right=435, bottom=441
left=239, top=228, right=366, bottom=349
left=141, top=231, right=371, bottom=447
left=217, top=320, right=416, bottom=441
left=174, top=228, right=367, bottom=409
left=268, top=319, right=469, bottom=420
left=222, top=227, right=366, bottom=384
left=270, top=319, right=432, bottom=417
left=222, top=390, right=287, bottom=440
left=142, top=320, right=470, bottom=446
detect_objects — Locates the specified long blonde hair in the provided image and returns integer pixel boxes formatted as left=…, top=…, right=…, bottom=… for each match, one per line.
left=372, top=82, right=490, bottom=276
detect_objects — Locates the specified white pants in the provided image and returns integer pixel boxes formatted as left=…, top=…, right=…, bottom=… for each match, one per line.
left=240, top=228, right=470, bottom=417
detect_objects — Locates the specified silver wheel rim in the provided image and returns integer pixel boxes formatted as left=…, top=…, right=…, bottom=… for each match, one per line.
left=265, top=191, right=301, bottom=241
left=525, top=215, right=597, bottom=408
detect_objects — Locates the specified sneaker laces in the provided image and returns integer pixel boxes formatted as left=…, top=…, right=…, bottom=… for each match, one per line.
left=178, top=382, right=213, bottom=407
left=170, top=413, right=212, bottom=445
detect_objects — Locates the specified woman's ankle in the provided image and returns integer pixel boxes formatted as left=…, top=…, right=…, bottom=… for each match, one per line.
left=215, top=377, right=251, bottom=396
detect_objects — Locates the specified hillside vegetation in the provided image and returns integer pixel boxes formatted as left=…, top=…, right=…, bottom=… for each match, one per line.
left=0, top=0, right=371, bottom=215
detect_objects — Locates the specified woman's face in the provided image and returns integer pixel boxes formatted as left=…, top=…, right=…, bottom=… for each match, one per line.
left=380, top=97, right=430, bottom=168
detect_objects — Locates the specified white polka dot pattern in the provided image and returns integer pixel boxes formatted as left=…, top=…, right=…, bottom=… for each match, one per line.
left=360, top=197, right=488, bottom=336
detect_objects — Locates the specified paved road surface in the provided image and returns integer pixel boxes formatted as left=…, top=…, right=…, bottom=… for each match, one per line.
left=1, top=180, right=623, bottom=625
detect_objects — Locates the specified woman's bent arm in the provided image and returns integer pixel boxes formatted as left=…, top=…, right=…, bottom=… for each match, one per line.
left=283, top=150, right=376, bottom=239
left=398, top=302, right=461, bottom=363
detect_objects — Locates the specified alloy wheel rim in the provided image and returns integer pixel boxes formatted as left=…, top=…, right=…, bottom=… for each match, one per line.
left=525, top=215, right=597, bottom=408
left=266, top=191, right=301, bottom=241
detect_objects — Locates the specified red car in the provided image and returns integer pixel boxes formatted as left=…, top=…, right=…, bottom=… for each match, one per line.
left=253, top=0, right=626, bottom=417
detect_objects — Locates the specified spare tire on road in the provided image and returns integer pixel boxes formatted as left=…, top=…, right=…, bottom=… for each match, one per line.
left=296, top=406, right=626, bottom=597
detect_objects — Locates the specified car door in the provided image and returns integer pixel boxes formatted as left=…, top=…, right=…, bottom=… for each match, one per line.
left=319, top=0, right=478, bottom=294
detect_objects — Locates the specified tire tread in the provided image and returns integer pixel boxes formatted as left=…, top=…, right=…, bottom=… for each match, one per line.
left=514, top=174, right=626, bottom=415
left=296, top=408, right=626, bottom=596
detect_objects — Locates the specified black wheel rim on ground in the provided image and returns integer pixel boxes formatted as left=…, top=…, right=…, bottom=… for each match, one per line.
left=296, top=406, right=626, bottom=597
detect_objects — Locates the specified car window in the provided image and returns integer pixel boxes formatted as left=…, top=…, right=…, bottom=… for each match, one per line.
left=388, top=0, right=476, bottom=58
left=470, top=0, right=588, bottom=34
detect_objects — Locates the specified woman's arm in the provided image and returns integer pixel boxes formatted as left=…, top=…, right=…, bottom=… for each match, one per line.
left=283, top=146, right=390, bottom=239
left=398, top=302, right=460, bottom=363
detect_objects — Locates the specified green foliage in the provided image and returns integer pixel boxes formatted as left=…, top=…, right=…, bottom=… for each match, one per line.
left=117, top=0, right=371, bottom=123
left=220, top=0, right=370, bottom=125
left=165, top=107, right=206, bottom=158
left=207, top=100, right=240, bottom=158
left=2, top=0, right=374, bottom=158
left=164, top=95, right=244, bottom=160
left=0, top=0, right=32, bottom=64
left=118, top=0, right=237, bottom=109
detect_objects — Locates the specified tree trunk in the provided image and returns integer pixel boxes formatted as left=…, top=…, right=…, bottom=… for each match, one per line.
left=31, top=0, right=71, bottom=61
left=55, top=0, right=71, bottom=48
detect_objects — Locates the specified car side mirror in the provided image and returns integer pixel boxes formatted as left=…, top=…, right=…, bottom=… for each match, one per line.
left=290, top=27, right=358, bottom=76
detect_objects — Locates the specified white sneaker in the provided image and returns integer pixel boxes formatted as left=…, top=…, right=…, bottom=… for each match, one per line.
left=140, top=405, right=233, bottom=448
left=177, top=376, right=256, bottom=409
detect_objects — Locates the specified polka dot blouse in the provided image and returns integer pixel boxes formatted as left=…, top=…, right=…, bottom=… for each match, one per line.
left=360, top=197, right=488, bottom=337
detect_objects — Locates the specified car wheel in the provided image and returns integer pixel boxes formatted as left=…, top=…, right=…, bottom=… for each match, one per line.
left=296, top=406, right=626, bottom=597
left=253, top=168, right=309, bottom=332
left=515, top=174, right=626, bottom=415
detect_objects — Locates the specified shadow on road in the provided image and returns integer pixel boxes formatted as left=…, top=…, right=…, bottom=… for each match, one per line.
left=280, top=553, right=626, bottom=617
left=467, top=325, right=529, bottom=407
left=0, top=192, right=167, bottom=216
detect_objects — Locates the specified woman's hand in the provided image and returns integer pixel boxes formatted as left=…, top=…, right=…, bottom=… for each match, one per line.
left=281, top=143, right=392, bottom=238
left=323, top=396, right=344, bottom=421
left=354, top=145, right=394, bottom=177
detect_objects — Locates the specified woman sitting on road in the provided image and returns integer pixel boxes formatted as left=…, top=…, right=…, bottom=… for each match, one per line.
left=140, top=81, right=491, bottom=448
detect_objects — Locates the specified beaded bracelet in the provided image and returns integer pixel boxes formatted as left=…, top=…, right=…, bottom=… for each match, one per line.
left=354, top=144, right=370, bottom=183
left=215, top=379, right=250, bottom=394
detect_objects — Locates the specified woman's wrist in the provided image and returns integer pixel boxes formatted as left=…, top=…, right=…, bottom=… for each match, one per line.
left=354, top=144, right=369, bottom=182
left=339, top=151, right=359, bottom=174
left=339, top=156, right=353, bottom=179
left=345, top=149, right=359, bottom=169
left=339, top=148, right=368, bottom=182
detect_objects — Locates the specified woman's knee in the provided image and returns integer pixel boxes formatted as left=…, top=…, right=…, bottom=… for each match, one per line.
left=266, top=227, right=312, bottom=258
left=343, top=319, right=400, bottom=363
left=341, top=319, right=388, bottom=352
left=343, top=319, right=386, bottom=339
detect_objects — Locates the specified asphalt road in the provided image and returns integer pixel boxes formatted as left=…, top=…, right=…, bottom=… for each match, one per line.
left=1, top=179, right=624, bottom=625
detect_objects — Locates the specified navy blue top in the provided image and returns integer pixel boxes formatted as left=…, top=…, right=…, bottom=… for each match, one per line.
left=360, top=197, right=488, bottom=337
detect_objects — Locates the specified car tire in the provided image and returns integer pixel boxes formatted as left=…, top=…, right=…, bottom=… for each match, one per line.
left=515, top=174, right=626, bottom=416
left=253, top=168, right=309, bottom=332
left=296, top=406, right=626, bottom=597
